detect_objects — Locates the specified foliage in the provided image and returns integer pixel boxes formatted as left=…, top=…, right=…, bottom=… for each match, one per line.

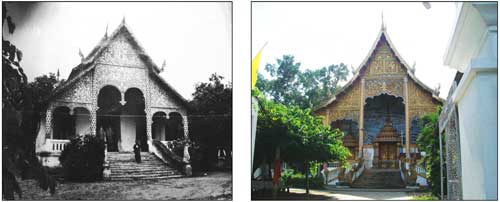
left=2, top=3, right=56, bottom=199
left=188, top=73, right=232, bottom=171
left=280, top=168, right=294, bottom=192
left=256, top=55, right=350, bottom=109
left=411, top=192, right=439, bottom=200
left=416, top=106, right=445, bottom=198
left=59, top=134, right=105, bottom=182
left=28, top=73, right=60, bottom=112
left=253, top=89, right=349, bottom=167
left=167, top=138, right=199, bottom=159
left=285, top=171, right=325, bottom=189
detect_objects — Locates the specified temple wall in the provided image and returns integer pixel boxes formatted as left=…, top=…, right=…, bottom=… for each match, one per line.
left=325, top=80, right=361, bottom=123
left=54, top=71, right=93, bottom=104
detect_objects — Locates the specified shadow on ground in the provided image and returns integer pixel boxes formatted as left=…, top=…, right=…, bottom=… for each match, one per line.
left=252, top=190, right=337, bottom=200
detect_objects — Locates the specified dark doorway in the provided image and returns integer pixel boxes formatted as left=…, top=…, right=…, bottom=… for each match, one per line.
left=97, top=85, right=122, bottom=152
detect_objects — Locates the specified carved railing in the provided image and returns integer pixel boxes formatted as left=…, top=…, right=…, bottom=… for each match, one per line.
left=44, top=139, right=70, bottom=153
left=351, top=158, right=365, bottom=183
left=415, top=165, right=426, bottom=177
left=399, top=160, right=406, bottom=183
left=151, top=139, right=191, bottom=176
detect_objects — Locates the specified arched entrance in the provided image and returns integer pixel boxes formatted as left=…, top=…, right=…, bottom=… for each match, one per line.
left=166, top=112, right=184, bottom=141
left=364, top=94, right=404, bottom=168
left=74, top=107, right=91, bottom=136
left=97, top=85, right=122, bottom=152
left=152, top=112, right=167, bottom=141
left=123, top=88, right=147, bottom=152
left=52, top=106, right=74, bottom=139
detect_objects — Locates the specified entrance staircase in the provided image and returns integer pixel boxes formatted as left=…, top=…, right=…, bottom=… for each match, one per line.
left=107, top=152, right=182, bottom=181
left=351, top=169, right=405, bottom=189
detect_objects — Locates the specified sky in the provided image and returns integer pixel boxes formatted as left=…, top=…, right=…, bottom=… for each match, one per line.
left=3, top=2, right=232, bottom=100
left=252, top=2, right=459, bottom=98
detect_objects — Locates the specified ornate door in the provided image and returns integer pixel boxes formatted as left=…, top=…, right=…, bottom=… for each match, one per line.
left=378, top=143, right=397, bottom=168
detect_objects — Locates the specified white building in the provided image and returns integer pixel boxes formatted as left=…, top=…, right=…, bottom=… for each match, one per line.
left=440, top=2, right=497, bottom=200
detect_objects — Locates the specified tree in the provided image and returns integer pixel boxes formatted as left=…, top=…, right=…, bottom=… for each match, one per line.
left=188, top=73, right=232, bottom=171
left=28, top=73, right=60, bottom=113
left=253, top=89, right=349, bottom=193
left=2, top=3, right=56, bottom=199
left=257, top=55, right=350, bottom=109
left=416, top=106, right=446, bottom=198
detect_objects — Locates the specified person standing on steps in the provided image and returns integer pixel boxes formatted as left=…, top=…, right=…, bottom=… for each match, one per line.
left=133, top=141, right=141, bottom=163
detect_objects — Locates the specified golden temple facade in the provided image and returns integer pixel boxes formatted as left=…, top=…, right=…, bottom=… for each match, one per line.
left=314, top=26, right=443, bottom=163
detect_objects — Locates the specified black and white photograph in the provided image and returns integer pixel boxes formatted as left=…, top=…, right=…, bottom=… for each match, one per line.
left=3, top=1, right=232, bottom=200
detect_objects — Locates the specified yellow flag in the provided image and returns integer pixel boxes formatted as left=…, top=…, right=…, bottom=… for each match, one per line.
left=252, top=42, right=267, bottom=89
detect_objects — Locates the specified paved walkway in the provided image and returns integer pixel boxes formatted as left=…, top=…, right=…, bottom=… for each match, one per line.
left=289, top=188, right=413, bottom=200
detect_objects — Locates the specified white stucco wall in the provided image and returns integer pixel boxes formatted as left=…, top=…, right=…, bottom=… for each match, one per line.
left=443, top=2, right=497, bottom=199
left=35, top=119, right=47, bottom=153
left=120, top=117, right=136, bottom=152
left=458, top=72, right=497, bottom=200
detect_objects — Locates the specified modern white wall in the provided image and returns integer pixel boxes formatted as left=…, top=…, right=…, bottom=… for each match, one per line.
left=457, top=72, right=497, bottom=200
left=443, top=2, right=497, bottom=199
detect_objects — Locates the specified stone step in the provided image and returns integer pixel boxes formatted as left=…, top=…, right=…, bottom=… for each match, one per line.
left=351, top=169, right=405, bottom=189
left=106, top=152, right=183, bottom=181
left=109, top=162, right=166, bottom=168
left=111, top=170, right=178, bottom=176
left=109, top=174, right=184, bottom=181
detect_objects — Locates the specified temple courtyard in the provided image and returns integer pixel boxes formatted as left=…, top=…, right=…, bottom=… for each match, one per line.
left=253, top=187, right=433, bottom=200
left=17, top=172, right=232, bottom=200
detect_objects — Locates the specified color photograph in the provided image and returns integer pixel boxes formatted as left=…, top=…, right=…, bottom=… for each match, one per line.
left=251, top=2, right=497, bottom=200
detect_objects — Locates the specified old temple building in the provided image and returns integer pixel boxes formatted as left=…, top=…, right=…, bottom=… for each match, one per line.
left=314, top=24, right=443, bottom=186
left=35, top=19, right=192, bottom=179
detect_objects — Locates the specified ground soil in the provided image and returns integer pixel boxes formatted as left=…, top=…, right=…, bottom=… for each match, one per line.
left=15, top=171, right=232, bottom=200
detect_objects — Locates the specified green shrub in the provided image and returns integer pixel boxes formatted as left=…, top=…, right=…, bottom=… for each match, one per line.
left=59, top=134, right=105, bottom=182
left=285, top=170, right=325, bottom=189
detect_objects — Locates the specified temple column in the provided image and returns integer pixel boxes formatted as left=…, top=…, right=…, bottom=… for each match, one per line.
left=404, top=76, right=410, bottom=160
left=358, top=79, right=365, bottom=158
left=182, top=115, right=189, bottom=138
left=90, top=107, right=97, bottom=136
left=146, top=109, right=153, bottom=148
left=45, top=106, right=54, bottom=139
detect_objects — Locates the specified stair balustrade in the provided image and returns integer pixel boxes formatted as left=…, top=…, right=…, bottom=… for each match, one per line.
left=44, top=139, right=70, bottom=153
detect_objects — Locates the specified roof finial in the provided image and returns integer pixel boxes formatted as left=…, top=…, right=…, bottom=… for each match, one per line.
left=411, top=61, right=416, bottom=73
left=78, top=48, right=84, bottom=62
left=104, top=23, right=108, bottom=38
left=160, top=59, right=166, bottom=72
left=57, top=68, right=60, bottom=80
left=381, top=11, right=386, bottom=31
left=122, top=16, right=126, bottom=24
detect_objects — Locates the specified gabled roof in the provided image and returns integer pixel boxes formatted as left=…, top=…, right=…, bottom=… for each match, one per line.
left=314, top=26, right=444, bottom=111
left=50, top=20, right=189, bottom=108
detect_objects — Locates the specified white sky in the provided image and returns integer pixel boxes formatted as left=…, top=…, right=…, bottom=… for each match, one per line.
left=3, top=2, right=232, bottom=100
left=252, top=2, right=459, bottom=98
